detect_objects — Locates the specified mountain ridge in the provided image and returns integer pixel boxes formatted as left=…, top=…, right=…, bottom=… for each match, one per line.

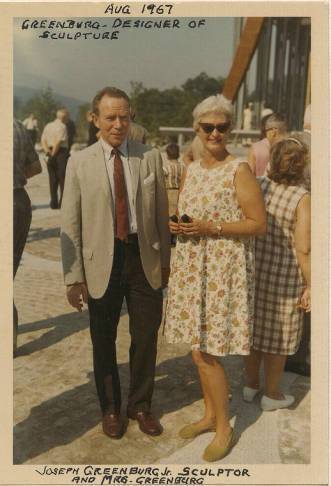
left=14, top=85, right=88, bottom=119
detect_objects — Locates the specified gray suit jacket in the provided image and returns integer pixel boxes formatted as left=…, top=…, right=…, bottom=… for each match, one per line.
left=61, top=139, right=170, bottom=298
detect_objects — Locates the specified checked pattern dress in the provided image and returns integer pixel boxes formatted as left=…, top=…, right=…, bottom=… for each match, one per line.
left=253, top=176, right=309, bottom=355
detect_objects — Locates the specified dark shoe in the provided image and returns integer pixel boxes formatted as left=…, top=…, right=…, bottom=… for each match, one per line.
left=128, top=411, right=163, bottom=436
left=102, top=413, right=124, bottom=439
left=50, top=201, right=59, bottom=209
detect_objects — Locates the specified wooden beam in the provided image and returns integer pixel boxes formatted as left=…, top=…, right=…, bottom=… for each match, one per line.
left=222, top=18, right=265, bottom=102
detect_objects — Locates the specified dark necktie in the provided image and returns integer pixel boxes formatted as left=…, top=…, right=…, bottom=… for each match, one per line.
left=112, top=148, right=129, bottom=241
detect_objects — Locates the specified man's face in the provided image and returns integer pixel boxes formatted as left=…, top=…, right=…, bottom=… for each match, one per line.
left=94, top=95, right=130, bottom=147
left=58, top=110, right=68, bottom=123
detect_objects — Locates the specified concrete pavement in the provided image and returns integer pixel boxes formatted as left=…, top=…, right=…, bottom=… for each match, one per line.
left=13, top=155, right=310, bottom=465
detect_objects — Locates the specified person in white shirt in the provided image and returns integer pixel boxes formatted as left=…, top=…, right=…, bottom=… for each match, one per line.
left=41, top=109, right=69, bottom=209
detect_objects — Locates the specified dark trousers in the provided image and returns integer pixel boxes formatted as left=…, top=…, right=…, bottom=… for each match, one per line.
left=13, top=188, right=32, bottom=351
left=88, top=235, right=163, bottom=416
left=46, top=148, right=69, bottom=208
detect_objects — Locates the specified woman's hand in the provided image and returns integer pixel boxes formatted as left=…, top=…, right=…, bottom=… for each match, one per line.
left=179, top=219, right=217, bottom=237
left=169, top=220, right=181, bottom=234
left=298, top=287, right=311, bottom=312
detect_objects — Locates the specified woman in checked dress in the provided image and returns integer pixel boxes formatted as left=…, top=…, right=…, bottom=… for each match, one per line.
left=164, top=95, right=266, bottom=462
left=243, top=138, right=311, bottom=411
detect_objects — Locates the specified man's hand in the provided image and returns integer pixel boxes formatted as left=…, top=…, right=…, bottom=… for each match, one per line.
left=161, top=267, right=170, bottom=288
left=66, top=283, right=88, bottom=312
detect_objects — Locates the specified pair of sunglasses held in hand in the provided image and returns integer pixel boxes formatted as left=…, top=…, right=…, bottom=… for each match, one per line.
left=169, top=214, right=192, bottom=224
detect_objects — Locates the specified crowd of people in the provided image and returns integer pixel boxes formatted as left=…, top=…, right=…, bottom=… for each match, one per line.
left=14, top=87, right=311, bottom=462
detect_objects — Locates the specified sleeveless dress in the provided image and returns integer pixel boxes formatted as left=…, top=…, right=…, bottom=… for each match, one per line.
left=164, top=158, right=254, bottom=356
left=253, top=176, right=309, bottom=355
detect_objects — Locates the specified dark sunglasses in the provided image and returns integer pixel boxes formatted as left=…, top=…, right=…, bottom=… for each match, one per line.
left=199, top=122, right=230, bottom=134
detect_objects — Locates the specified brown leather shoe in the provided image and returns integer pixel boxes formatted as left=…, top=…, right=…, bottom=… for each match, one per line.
left=129, top=411, right=163, bottom=436
left=102, top=413, right=124, bottom=439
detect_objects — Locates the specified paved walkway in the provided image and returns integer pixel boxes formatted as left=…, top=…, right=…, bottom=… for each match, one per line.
left=13, top=155, right=310, bottom=465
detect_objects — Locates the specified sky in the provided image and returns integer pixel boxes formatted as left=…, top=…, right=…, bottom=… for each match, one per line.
left=13, top=17, right=235, bottom=103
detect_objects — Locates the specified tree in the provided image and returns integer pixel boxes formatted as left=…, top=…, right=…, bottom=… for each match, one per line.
left=75, top=102, right=91, bottom=143
left=21, top=86, right=60, bottom=135
left=129, top=72, right=225, bottom=139
left=181, top=72, right=225, bottom=126
left=14, top=96, right=24, bottom=120
left=182, top=72, right=223, bottom=99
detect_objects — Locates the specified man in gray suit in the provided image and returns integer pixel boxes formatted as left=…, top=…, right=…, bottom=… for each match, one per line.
left=61, top=87, right=171, bottom=439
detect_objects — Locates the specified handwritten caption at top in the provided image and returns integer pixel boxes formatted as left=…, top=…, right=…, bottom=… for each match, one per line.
left=21, top=17, right=207, bottom=41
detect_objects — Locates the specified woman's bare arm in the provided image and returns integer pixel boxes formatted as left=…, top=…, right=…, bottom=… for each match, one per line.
left=294, top=193, right=311, bottom=287
left=181, top=163, right=267, bottom=238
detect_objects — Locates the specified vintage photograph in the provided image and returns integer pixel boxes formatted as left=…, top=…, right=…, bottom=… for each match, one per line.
left=0, top=1, right=328, bottom=484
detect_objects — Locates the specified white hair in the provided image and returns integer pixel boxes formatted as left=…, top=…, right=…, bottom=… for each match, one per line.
left=192, top=94, right=233, bottom=129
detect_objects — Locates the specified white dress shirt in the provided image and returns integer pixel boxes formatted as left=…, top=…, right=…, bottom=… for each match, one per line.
left=100, top=137, right=138, bottom=234
left=41, top=119, right=68, bottom=148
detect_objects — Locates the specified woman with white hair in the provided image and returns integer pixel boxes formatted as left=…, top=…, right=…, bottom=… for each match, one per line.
left=164, top=95, right=267, bottom=461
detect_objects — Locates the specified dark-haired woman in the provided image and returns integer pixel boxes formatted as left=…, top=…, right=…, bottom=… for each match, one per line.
left=244, top=137, right=311, bottom=411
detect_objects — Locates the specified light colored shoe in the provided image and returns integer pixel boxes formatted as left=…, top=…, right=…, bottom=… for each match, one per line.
left=202, top=428, right=235, bottom=462
left=243, top=386, right=259, bottom=402
left=179, top=421, right=216, bottom=439
left=261, top=394, right=295, bottom=411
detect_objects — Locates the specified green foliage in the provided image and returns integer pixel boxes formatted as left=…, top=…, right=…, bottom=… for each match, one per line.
left=130, top=72, right=225, bottom=139
left=15, top=86, right=60, bottom=136
left=14, top=73, right=225, bottom=143
left=14, top=96, right=24, bottom=120
left=76, top=102, right=91, bottom=143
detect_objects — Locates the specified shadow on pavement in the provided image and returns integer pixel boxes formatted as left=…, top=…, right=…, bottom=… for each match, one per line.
left=16, top=311, right=89, bottom=357
left=13, top=353, right=209, bottom=463
left=150, top=353, right=265, bottom=441
left=16, top=307, right=128, bottom=357
left=27, top=226, right=60, bottom=242
left=32, top=204, right=51, bottom=211
left=14, top=345, right=310, bottom=464
left=14, top=371, right=101, bottom=464
left=154, top=353, right=310, bottom=443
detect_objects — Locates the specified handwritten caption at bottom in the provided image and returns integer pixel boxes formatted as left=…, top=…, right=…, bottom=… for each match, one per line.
left=35, top=465, right=251, bottom=484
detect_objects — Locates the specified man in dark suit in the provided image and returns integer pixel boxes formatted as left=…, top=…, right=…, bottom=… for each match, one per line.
left=61, top=87, right=170, bottom=439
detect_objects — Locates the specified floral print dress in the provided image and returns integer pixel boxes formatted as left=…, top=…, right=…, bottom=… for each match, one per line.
left=164, top=158, right=254, bottom=356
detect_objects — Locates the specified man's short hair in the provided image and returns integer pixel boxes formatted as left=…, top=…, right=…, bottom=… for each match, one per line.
left=265, top=113, right=287, bottom=133
left=92, top=87, right=130, bottom=115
